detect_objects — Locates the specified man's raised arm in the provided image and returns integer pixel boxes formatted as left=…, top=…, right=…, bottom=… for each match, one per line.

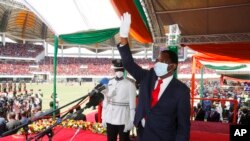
left=117, top=12, right=147, bottom=82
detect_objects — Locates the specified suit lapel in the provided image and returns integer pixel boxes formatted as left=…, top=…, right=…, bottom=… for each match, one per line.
left=150, top=73, right=158, bottom=95
left=156, top=78, right=177, bottom=105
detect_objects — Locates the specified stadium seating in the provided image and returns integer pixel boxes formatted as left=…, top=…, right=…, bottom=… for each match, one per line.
left=0, top=42, right=215, bottom=76
left=0, top=42, right=44, bottom=58
left=0, top=56, right=216, bottom=76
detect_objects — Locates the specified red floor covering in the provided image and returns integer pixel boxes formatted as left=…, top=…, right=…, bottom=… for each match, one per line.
left=0, top=123, right=230, bottom=141
left=0, top=112, right=230, bottom=141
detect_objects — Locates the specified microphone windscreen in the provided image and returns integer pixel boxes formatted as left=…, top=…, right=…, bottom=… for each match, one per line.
left=99, top=78, right=109, bottom=85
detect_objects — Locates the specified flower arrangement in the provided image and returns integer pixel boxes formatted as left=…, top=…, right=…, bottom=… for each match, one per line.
left=91, top=122, right=106, bottom=134
left=17, top=118, right=106, bottom=135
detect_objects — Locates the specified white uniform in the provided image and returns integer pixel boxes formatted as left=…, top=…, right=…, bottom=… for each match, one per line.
left=102, top=78, right=137, bottom=131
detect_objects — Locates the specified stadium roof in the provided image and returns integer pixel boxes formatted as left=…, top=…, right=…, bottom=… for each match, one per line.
left=0, top=0, right=151, bottom=54
left=144, top=0, right=250, bottom=44
left=0, top=0, right=54, bottom=41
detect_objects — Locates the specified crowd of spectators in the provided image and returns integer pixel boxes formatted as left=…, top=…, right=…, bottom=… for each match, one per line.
left=190, top=80, right=250, bottom=124
left=0, top=43, right=44, bottom=58
left=0, top=84, right=88, bottom=136
left=178, top=58, right=215, bottom=74
left=0, top=56, right=216, bottom=76
left=0, top=87, right=43, bottom=136
left=0, top=60, right=31, bottom=75
left=0, top=42, right=216, bottom=75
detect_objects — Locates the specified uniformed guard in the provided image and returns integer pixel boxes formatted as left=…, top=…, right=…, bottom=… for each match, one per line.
left=18, top=82, right=21, bottom=92
left=2, top=82, right=6, bottom=93
left=102, top=59, right=137, bottom=141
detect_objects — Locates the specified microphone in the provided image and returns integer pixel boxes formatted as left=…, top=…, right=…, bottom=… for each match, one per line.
left=88, top=78, right=109, bottom=97
left=85, top=78, right=109, bottom=109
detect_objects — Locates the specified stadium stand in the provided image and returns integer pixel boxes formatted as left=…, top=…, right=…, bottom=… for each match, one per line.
left=0, top=43, right=44, bottom=58
left=0, top=42, right=215, bottom=76
left=0, top=56, right=215, bottom=76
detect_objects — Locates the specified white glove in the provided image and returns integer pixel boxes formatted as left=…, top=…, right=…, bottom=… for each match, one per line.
left=101, top=106, right=107, bottom=128
left=120, top=12, right=131, bottom=38
left=102, top=120, right=107, bottom=128
left=124, top=121, right=133, bottom=132
left=123, top=110, right=135, bottom=132
left=141, top=118, right=145, bottom=127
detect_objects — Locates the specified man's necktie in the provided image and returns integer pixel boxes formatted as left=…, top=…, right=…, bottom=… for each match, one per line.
left=151, top=79, right=163, bottom=107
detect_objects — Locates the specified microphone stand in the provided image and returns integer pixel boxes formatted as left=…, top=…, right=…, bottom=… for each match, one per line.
left=1, top=94, right=89, bottom=139
left=28, top=97, right=90, bottom=141
left=27, top=118, right=61, bottom=141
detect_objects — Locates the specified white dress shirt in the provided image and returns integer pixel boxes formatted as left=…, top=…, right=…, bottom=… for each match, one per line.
left=141, top=75, right=173, bottom=127
left=156, top=75, right=173, bottom=100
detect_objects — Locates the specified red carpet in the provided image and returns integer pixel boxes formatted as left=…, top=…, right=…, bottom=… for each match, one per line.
left=191, top=121, right=229, bottom=134
left=86, top=110, right=97, bottom=122
left=191, top=131, right=229, bottom=141
left=0, top=127, right=106, bottom=141
left=0, top=127, right=229, bottom=141
left=0, top=111, right=230, bottom=141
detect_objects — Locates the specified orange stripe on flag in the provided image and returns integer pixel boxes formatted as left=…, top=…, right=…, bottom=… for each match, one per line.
left=111, top=0, right=153, bottom=43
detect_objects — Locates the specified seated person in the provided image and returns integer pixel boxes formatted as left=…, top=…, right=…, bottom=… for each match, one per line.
left=33, top=106, right=44, bottom=118
left=71, top=105, right=86, bottom=121
left=195, top=103, right=205, bottom=121
left=239, top=108, right=250, bottom=125
left=6, top=112, right=22, bottom=134
left=0, top=109, right=7, bottom=136
left=44, top=101, right=60, bottom=118
left=207, top=105, right=220, bottom=122
left=64, top=108, right=74, bottom=120
left=19, top=110, right=29, bottom=124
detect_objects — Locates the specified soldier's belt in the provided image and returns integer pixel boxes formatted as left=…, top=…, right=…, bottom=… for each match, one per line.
left=108, top=101, right=129, bottom=106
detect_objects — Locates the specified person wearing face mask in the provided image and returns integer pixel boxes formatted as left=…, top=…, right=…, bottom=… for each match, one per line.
left=116, top=12, right=190, bottom=141
left=207, top=105, right=220, bottom=122
left=101, top=59, right=137, bottom=141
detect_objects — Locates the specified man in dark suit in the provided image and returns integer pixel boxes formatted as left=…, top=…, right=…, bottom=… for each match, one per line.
left=71, top=105, right=86, bottom=121
left=0, top=109, right=7, bottom=136
left=117, top=12, right=190, bottom=141
left=207, top=105, right=220, bottom=122
left=6, top=112, right=21, bottom=134
left=195, top=103, right=205, bottom=121
left=44, top=101, right=60, bottom=118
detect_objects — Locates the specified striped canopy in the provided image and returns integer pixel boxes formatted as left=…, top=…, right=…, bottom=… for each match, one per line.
left=18, top=0, right=153, bottom=44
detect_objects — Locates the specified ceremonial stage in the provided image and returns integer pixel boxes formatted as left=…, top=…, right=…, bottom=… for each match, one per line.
left=1, top=126, right=229, bottom=141
left=0, top=112, right=229, bottom=141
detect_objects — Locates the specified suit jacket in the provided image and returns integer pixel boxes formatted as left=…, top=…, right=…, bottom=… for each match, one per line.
left=44, top=108, right=60, bottom=118
left=0, top=117, right=7, bottom=136
left=207, top=111, right=220, bottom=122
left=195, top=108, right=205, bottom=121
left=117, top=44, right=190, bottom=141
left=72, top=110, right=86, bottom=121
left=6, top=119, right=21, bottom=134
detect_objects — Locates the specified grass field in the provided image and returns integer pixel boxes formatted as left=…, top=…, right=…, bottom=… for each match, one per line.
left=25, top=82, right=96, bottom=114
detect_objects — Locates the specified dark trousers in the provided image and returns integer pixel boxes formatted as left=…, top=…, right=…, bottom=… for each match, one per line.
left=106, top=123, right=130, bottom=141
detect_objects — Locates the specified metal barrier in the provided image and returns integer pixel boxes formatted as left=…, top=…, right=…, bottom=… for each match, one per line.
left=191, top=97, right=238, bottom=124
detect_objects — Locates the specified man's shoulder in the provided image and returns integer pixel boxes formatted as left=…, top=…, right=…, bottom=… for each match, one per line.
left=173, top=78, right=190, bottom=90
left=0, top=118, right=6, bottom=123
left=44, top=108, right=53, bottom=114
left=7, top=120, right=20, bottom=125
